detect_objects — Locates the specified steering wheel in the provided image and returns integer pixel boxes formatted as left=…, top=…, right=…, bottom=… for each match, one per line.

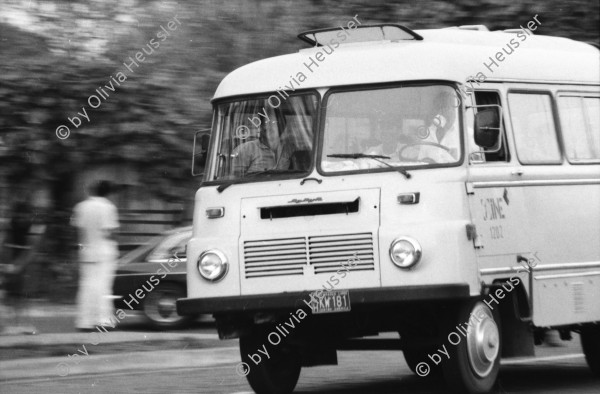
left=398, top=141, right=451, bottom=163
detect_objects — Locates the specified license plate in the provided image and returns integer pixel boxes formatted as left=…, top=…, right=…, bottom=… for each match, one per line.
left=310, top=290, right=351, bottom=314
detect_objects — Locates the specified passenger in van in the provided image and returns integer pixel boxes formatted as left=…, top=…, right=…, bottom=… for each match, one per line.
left=232, top=115, right=293, bottom=177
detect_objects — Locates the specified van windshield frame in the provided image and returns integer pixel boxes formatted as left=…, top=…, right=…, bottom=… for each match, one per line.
left=203, top=90, right=320, bottom=186
left=316, top=81, right=465, bottom=176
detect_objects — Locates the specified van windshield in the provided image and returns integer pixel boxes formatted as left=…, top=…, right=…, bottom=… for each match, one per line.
left=209, top=94, right=318, bottom=181
left=321, top=85, right=462, bottom=173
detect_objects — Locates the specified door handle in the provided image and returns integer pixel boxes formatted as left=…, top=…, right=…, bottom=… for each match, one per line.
left=511, top=170, right=524, bottom=176
left=300, top=177, right=322, bottom=185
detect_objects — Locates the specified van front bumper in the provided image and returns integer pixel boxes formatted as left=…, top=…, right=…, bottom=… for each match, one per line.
left=176, top=284, right=470, bottom=315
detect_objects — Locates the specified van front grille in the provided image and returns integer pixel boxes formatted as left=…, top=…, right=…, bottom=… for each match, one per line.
left=309, top=233, right=375, bottom=274
left=243, top=237, right=307, bottom=278
left=243, top=233, right=374, bottom=278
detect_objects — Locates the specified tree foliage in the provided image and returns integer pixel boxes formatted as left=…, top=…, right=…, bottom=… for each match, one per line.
left=0, top=0, right=597, bottom=204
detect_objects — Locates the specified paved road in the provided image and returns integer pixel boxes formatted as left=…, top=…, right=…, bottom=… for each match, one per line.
left=1, top=302, right=214, bottom=335
left=2, top=335, right=598, bottom=394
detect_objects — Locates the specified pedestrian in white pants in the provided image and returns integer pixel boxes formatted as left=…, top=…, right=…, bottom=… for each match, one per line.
left=71, top=181, right=119, bottom=330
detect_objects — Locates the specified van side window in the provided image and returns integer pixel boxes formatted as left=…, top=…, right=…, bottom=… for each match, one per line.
left=557, top=96, right=600, bottom=162
left=508, top=93, right=561, bottom=164
left=472, top=91, right=510, bottom=162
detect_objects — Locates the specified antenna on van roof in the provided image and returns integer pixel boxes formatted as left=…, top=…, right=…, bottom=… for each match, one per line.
left=504, top=28, right=534, bottom=35
left=297, top=24, right=423, bottom=47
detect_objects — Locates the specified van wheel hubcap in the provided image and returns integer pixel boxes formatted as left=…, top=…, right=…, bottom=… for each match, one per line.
left=467, top=303, right=500, bottom=377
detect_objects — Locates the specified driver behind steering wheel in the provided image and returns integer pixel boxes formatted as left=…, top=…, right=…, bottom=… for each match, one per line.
left=416, top=90, right=460, bottom=163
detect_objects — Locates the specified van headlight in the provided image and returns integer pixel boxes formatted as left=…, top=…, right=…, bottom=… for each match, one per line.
left=197, top=250, right=228, bottom=281
left=389, top=237, right=422, bottom=269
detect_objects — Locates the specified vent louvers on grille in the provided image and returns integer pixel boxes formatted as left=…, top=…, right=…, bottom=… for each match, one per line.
left=244, top=238, right=307, bottom=278
left=309, top=233, right=375, bottom=274
left=243, top=233, right=375, bottom=278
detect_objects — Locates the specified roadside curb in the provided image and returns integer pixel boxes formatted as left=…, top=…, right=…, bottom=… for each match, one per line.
left=0, top=331, right=220, bottom=348
left=0, top=331, right=223, bottom=366
left=0, top=346, right=240, bottom=381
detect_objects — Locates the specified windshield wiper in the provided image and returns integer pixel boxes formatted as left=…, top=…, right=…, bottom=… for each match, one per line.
left=245, top=169, right=305, bottom=178
left=216, top=169, right=306, bottom=193
left=327, top=153, right=411, bottom=179
left=328, top=153, right=391, bottom=160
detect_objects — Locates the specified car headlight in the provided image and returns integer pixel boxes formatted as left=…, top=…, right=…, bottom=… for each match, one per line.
left=389, top=237, right=422, bottom=269
left=197, top=250, right=228, bottom=281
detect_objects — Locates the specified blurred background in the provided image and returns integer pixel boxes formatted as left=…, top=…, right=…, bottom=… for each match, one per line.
left=0, top=0, right=598, bottom=306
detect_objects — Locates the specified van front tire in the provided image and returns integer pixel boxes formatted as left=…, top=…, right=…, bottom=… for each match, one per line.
left=442, top=300, right=501, bottom=394
left=403, top=346, right=442, bottom=377
left=239, top=331, right=301, bottom=394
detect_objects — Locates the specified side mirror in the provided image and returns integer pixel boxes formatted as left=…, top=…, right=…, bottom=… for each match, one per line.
left=192, top=130, right=211, bottom=176
left=474, top=108, right=500, bottom=148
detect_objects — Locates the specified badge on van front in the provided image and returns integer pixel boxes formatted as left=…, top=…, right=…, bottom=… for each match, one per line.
left=288, top=197, right=323, bottom=204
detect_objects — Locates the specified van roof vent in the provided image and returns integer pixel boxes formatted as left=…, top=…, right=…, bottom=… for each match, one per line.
left=454, top=25, right=490, bottom=31
left=298, top=24, right=423, bottom=47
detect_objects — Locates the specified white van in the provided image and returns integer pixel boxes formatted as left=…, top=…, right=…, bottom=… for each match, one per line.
left=178, top=23, right=600, bottom=394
